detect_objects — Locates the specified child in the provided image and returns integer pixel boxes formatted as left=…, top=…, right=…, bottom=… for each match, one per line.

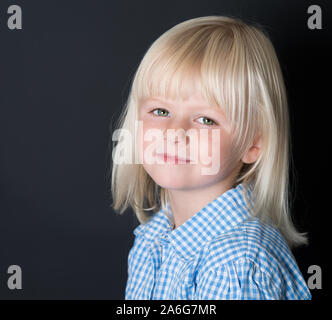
left=110, top=15, right=312, bottom=300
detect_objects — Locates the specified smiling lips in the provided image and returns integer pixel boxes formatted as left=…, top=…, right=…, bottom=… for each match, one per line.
left=155, top=153, right=192, bottom=164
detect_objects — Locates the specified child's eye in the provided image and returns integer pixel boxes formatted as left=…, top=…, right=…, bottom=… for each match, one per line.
left=197, top=117, right=216, bottom=126
left=151, top=108, right=170, bottom=117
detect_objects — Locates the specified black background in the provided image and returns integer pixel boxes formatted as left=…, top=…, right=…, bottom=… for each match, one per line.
left=0, top=0, right=329, bottom=299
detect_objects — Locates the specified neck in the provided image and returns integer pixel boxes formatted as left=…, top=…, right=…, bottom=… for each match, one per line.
left=168, top=177, right=237, bottom=230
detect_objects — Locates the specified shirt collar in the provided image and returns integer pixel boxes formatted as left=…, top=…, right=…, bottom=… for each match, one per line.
left=133, top=182, right=254, bottom=261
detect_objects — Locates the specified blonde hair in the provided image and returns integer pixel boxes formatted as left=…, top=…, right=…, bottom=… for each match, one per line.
left=108, top=15, right=308, bottom=248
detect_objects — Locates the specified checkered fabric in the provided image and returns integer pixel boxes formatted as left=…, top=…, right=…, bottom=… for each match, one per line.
left=125, top=183, right=311, bottom=300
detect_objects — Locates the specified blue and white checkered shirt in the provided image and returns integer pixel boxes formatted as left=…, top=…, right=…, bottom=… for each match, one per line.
left=125, top=183, right=311, bottom=300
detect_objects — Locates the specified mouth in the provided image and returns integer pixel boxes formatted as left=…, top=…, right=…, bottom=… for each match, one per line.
left=155, top=153, right=192, bottom=164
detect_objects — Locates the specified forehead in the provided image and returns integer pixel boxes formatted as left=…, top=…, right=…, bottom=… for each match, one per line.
left=140, top=70, right=208, bottom=104
left=144, top=93, right=205, bottom=104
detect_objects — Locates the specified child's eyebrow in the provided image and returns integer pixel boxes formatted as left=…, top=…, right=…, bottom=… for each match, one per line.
left=143, top=97, right=214, bottom=110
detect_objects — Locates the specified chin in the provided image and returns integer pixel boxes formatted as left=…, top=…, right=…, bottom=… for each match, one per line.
left=153, top=177, right=189, bottom=190
left=147, top=172, right=193, bottom=190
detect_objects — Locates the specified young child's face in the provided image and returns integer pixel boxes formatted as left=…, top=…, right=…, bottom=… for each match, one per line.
left=137, top=90, right=242, bottom=191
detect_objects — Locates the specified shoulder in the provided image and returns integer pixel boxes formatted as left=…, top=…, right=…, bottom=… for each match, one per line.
left=197, top=217, right=311, bottom=299
left=203, top=217, right=287, bottom=266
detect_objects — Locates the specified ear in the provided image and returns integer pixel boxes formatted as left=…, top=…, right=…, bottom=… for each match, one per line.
left=241, top=135, right=262, bottom=164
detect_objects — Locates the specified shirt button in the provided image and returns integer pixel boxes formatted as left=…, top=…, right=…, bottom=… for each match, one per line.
left=159, top=233, right=170, bottom=245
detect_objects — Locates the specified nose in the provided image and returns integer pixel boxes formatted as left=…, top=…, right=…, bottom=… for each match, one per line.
left=163, top=124, right=190, bottom=145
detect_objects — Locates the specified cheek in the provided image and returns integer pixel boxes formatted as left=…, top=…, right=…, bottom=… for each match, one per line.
left=214, top=134, right=231, bottom=158
left=196, top=130, right=236, bottom=179
left=201, top=129, right=232, bottom=161
left=137, top=120, right=164, bottom=163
